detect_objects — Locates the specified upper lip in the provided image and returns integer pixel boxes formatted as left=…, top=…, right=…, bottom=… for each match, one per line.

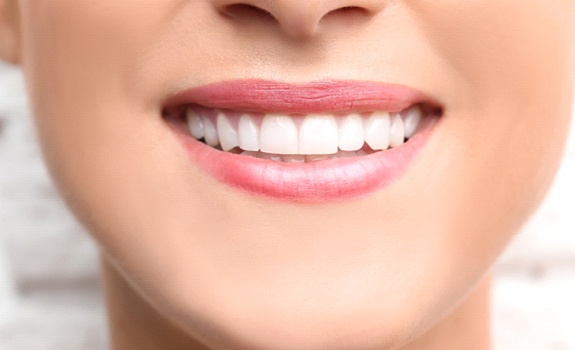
left=162, top=79, right=442, bottom=114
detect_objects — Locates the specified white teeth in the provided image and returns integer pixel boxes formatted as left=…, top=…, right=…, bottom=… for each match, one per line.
left=402, top=106, right=422, bottom=139
left=203, top=117, right=219, bottom=147
left=260, top=114, right=299, bottom=155
left=187, top=110, right=205, bottom=139
left=238, top=114, right=260, bottom=152
left=363, top=111, right=391, bottom=151
left=338, top=114, right=365, bottom=151
left=186, top=106, right=425, bottom=158
left=389, top=114, right=405, bottom=148
left=217, top=112, right=239, bottom=151
left=299, top=114, right=339, bottom=155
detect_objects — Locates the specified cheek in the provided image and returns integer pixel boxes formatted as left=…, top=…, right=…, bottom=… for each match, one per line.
left=413, top=0, right=575, bottom=106
left=413, top=0, right=575, bottom=231
left=19, top=0, right=182, bottom=111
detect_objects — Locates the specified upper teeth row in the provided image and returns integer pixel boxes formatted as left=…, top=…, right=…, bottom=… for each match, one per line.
left=186, top=107, right=422, bottom=155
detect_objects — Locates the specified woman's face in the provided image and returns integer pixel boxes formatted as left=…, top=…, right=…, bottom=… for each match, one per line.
left=7, top=0, right=575, bottom=348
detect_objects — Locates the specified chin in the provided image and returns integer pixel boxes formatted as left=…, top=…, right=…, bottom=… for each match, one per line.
left=166, top=295, right=427, bottom=350
left=133, top=247, right=475, bottom=350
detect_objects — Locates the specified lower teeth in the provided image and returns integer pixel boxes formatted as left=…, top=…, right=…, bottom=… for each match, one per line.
left=203, top=141, right=394, bottom=163
left=240, top=149, right=371, bottom=163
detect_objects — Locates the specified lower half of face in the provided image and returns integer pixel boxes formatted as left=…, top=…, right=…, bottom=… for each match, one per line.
left=16, top=0, right=575, bottom=348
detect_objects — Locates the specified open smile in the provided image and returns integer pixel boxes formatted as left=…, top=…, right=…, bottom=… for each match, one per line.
left=163, top=79, right=443, bottom=202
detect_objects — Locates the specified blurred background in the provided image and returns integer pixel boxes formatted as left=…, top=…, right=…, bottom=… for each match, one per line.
left=1, top=61, right=574, bottom=349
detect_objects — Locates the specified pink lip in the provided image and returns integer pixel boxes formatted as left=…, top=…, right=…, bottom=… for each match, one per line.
left=163, top=79, right=435, bottom=114
left=164, top=79, right=441, bottom=203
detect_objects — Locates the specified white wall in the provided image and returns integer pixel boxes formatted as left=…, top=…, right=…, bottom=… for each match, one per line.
left=1, top=62, right=574, bottom=349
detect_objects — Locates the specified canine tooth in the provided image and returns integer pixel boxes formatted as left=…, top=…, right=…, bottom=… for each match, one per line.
left=260, top=114, right=298, bottom=154
left=390, top=114, right=405, bottom=148
left=217, top=112, right=239, bottom=151
left=338, top=114, right=365, bottom=151
left=364, top=112, right=390, bottom=150
left=187, top=109, right=205, bottom=139
left=238, top=114, right=260, bottom=151
left=299, top=114, right=338, bottom=155
left=203, top=117, right=219, bottom=147
left=402, top=106, right=422, bottom=138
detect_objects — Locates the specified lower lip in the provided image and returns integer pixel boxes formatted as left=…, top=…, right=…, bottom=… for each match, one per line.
left=171, top=123, right=435, bottom=203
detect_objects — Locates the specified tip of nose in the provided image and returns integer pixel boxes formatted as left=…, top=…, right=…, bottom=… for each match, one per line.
left=280, top=19, right=319, bottom=39
left=283, top=6, right=374, bottom=39
left=217, top=1, right=385, bottom=40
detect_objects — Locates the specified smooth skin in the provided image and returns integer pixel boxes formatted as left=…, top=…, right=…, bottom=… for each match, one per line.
left=1, top=0, right=574, bottom=349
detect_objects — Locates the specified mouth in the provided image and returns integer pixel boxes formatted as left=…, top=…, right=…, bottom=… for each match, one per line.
left=163, top=80, right=443, bottom=202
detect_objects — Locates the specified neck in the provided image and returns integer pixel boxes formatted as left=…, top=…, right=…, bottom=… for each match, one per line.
left=102, top=257, right=491, bottom=350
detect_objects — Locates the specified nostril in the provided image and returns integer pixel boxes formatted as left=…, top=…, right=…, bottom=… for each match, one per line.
left=330, top=6, right=369, bottom=16
left=323, top=6, right=370, bottom=22
left=215, top=1, right=383, bottom=39
left=221, top=3, right=277, bottom=23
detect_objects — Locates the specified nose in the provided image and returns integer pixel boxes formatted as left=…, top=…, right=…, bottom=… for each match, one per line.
left=213, top=0, right=386, bottom=39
